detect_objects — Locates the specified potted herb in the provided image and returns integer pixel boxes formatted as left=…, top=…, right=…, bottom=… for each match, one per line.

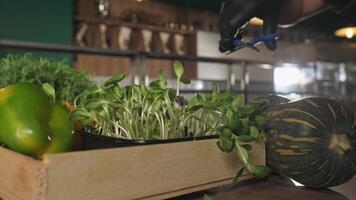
left=0, top=54, right=95, bottom=103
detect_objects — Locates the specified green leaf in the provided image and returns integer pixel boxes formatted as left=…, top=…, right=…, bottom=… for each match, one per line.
left=241, top=126, right=250, bottom=135
left=221, top=127, right=233, bottom=137
left=249, top=165, right=271, bottom=179
left=173, top=60, right=184, bottom=79
left=104, top=73, right=125, bottom=87
left=240, top=105, right=256, bottom=114
left=236, top=144, right=249, bottom=165
left=241, top=117, right=249, bottom=128
left=233, top=94, right=245, bottom=108
left=217, top=139, right=235, bottom=153
left=42, top=83, right=55, bottom=103
left=212, top=83, right=219, bottom=94
left=237, top=135, right=255, bottom=142
left=159, top=69, right=168, bottom=88
left=227, top=113, right=240, bottom=133
left=188, top=105, right=204, bottom=112
left=255, top=115, right=266, bottom=126
left=203, top=194, right=213, bottom=200
left=70, top=109, right=91, bottom=122
left=85, top=100, right=110, bottom=110
left=217, top=128, right=235, bottom=153
left=174, top=96, right=186, bottom=107
left=233, top=167, right=245, bottom=183
left=149, top=80, right=161, bottom=88
left=249, top=126, right=260, bottom=138
left=180, top=76, right=191, bottom=84
left=260, top=130, right=267, bottom=140
left=196, top=93, right=206, bottom=101
left=0, top=54, right=96, bottom=103
left=241, top=144, right=252, bottom=151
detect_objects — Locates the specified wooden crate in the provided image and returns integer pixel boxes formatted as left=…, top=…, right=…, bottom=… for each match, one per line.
left=0, top=139, right=265, bottom=200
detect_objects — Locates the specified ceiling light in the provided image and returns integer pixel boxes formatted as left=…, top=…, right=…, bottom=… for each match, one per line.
left=335, top=26, right=356, bottom=39
left=249, top=17, right=263, bottom=26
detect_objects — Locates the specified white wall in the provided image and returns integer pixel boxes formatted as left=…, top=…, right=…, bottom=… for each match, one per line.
left=196, top=31, right=229, bottom=80
left=196, top=31, right=276, bottom=81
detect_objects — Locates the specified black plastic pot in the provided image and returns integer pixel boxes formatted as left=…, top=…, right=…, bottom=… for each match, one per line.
left=82, top=132, right=218, bottom=150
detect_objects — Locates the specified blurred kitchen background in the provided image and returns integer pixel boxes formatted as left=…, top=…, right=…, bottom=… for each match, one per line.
left=0, top=0, right=356, bottom=108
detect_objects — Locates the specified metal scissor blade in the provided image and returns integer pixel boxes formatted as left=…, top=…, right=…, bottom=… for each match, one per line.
left=225, top=45, right=247, bottom=55
left=245, top=43, right=260, bottom=52
left=226, top=43, right=260, bottom=55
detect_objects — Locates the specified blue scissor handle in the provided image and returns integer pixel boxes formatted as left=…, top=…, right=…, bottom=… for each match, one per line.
left=229, top=33, right=279, bottom=54
left=250, top=33, right=280, bottom=45
left=232, top=39, right=244, bottom=46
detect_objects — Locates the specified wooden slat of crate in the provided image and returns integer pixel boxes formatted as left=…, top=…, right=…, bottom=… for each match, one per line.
left=44, top=139, right=264, bottom=200
left=0, top=148, right=45, bottom=200
left=0, top=139, right=265, bottom=200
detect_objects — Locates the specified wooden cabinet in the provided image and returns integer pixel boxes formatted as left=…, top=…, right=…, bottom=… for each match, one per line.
left=74, top=0, right=216, bottom=79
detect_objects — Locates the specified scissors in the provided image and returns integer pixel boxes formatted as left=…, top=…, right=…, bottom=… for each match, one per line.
left=226, top=33, right=280, bottom=55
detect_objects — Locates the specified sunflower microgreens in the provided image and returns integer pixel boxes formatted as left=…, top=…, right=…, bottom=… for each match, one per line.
left=71, top=61, right=270, bottom=180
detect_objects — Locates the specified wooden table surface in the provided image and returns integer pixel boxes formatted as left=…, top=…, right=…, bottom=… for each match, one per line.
left=171, top=174, right=356, bottom=200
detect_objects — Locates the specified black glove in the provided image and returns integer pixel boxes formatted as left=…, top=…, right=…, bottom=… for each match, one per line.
left=218, top=0, right=282, bottom=52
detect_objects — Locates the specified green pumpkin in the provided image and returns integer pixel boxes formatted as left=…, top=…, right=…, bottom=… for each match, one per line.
left=263, top=97, right=356, bottom=188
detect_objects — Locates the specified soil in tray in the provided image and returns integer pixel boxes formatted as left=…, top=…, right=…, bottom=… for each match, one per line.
left=73, top=132, right=218, bottom=150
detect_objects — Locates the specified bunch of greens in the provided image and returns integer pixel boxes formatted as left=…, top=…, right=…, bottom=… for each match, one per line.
left=71, top=61, right=229, bottom=139
left=71, top=61, right=270, bottom=180
left=217, top=94, right=271, bottom=182
left=0, top=54, right=96, bottom=102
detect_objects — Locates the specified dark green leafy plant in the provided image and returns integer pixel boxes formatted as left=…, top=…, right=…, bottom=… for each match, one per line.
left=0, top=54, right=96, bottom=102
left=217, top=94, right=270, bottom=182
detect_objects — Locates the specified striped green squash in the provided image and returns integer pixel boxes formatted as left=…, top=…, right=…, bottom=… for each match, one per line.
left=263, top=97, right=356, bottom=188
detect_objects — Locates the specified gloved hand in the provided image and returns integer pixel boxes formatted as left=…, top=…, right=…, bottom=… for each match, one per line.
left=218, top=0, right=282, bottom=53
left=218, top=0, right=330, bottom=53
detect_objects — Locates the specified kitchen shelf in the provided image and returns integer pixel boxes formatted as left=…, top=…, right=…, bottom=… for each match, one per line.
left=1, top=38, right=354, bottom=103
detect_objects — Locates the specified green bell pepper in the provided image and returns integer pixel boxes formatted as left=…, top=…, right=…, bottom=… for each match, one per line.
left=0, top=83, right=73, bottom=158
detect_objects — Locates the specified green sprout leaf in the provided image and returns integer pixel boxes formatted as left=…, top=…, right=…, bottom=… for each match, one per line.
left=233, top=94, right=245, bottom=109
left=236, top=144, right=249, bottom=165
left=250, top=126, right=260, bottom=138
left=241, top=144, right=252, bottom=151
left=260, top=130, right=267, bottom=140
left=240, top=105, right=256, bottom=114
left=203, top=194, right=214, bottom=200
left=70, top=109, right=92, bottom=123
left=149, top=80, right=161, bottom=88
left=212, top=83, right=220, bottom=94
left=233, top=167, right=245, bottom=183
left=255, top=115, right=266, bottom=126
left=237, top=135, right=255, bottom=142
left=227, top=113, right=240, bottom=133
left=173, top=60, right=184, bottom=79
left=173, top=61, right=185, bottom=96
left=85, top=100, right=110, bottom=110
left=217, top=128, right=235, bottom=153
left=249, top=165, right=271, bottom=179
left=104, top=73, right=125, bottom=87
left=241, top=117, right=249, bottom=128
left=159, top=69, right=167, bottom=89
left=180, top=76, right=191, bottom=84
left=188, top=105, right=204, bottom=112
left=42, top=83, right=56, bottom=103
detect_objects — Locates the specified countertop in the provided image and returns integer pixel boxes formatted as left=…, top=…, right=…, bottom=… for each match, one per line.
left=171, top=174, right=356, bottom=200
